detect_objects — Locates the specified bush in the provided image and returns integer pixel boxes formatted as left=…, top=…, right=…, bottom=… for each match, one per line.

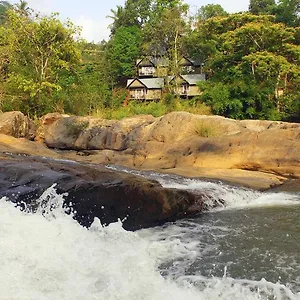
left=90, top=99, right=211, bottom=120
left=189, top=119, right=220, bottom=137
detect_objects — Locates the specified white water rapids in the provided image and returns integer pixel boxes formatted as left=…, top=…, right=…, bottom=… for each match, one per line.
left=1, top=171, right=300, bottom=300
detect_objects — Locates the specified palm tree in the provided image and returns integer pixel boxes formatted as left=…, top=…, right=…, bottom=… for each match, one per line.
left=106, top=5, right=126, bottom=34
left=16, top=0, right=32, bottom=16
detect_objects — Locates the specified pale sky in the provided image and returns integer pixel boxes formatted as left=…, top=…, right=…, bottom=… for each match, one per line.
left=10, top=0, right=250, bottom=42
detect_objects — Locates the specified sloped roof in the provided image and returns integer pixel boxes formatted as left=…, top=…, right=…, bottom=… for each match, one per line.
left=168, top=74, right=206, bottom=85
left=151, top=57, right=169, bottom=67
left=136, top=56, right=202, bottom=67
left=127, top=78, right=164, bottom=89
left=183, top=57, right=202, bottom=67
left=136, top=57, right=168, bottom=67
left=181, top=74, right=206, bottom=84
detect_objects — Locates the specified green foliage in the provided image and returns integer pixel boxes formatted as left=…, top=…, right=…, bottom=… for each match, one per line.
left=0, top=1, right=11, bottom=24
left=249, top=0, right=276, bottom=15
left=1, top=0, right=300, bottom=123
left=92, top=99, right=211, bottom=120
left=106, top=25, right=142, bottom=84
left=190, top=119, right=219, bottom=138
left=274, top=0, right=300, bottom=26
left=0, top=7, right=81, bottom=116
left=189, top=13, right=300, bottom=120
left=197, top=4, right=228, bottom=22
left=142, top=2, right=189, bottom=61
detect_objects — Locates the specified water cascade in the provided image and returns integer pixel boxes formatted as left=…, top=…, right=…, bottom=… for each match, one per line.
left=1, top=168, right=300, bottom=300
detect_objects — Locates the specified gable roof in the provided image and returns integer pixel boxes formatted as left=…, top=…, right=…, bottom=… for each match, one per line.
left=136, top=57, right=155, bottom=67
left=136, top=56, right=202, bottom=68
left=183, top=57, right=202, bottom=67
left=136, top=57, right=168, bottom=67
left=127, top=78, right=164, bottom=89
left=169, top=74, right=206, bottom=85
left=181, top=74, right=206, bottom=84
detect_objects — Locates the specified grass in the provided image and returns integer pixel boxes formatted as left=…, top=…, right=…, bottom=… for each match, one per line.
left=91, top=99, right=211, bottom=120
left=190, top=119, right=220, bottom=138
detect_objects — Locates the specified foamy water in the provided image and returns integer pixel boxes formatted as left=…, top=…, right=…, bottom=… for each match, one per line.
left=106, top=165, right=300, bottom=209
left=1, top=181, right=300, bottom=300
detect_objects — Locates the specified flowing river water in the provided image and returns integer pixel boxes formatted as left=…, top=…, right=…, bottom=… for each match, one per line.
left=1, top=166, right=300, bottom=300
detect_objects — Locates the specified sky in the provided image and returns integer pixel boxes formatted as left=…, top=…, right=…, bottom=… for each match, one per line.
left=10, top=0, right=250, bottom=42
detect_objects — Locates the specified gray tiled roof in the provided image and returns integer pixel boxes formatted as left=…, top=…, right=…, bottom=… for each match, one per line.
left=168, top=74, right=206, bottom=85
left=127, top=78, right=164, bottom=89
left=136, top=57, right=201, bottom=67
left=127, top=74, right=206, bottom=89
left=181, top=74, right=206, bottom=84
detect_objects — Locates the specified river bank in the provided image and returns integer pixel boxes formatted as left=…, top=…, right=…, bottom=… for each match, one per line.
left=2, top=110, right=300, bottom=191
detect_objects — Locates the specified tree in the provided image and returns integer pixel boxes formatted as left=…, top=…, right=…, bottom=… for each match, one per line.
left=107, top=0, right=152, bottom=35
left=0, top=1, right=11, bottom=24
left=0, top=8, right=81, bottom=116
left=249, top=0, right=276, bottom=14
left=106, top=25, right=142, bottom=85
left=15, top=0, right=32, bottom=16
left=191, top=13, right=300, bottom=120
left=142, top=1, right=189, bottom=74
left=197, top=4, right=228, bottom=22
left=274, top=0, right=300, bottom=26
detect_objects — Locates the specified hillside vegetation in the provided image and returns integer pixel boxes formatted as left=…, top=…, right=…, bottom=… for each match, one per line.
left=0, top=0, right=299, bottom=121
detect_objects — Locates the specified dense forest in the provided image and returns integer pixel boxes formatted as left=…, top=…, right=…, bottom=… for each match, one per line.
left=0, top=0, right=299, bottom=120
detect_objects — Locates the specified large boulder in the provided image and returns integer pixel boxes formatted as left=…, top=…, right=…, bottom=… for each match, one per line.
left=41, top=113, right=156, bottom=151
left=0, top=111, right=36, bottom=140
left=35, top=112, right=69, bottom=143
left=0, top=154, right=206, bottom=230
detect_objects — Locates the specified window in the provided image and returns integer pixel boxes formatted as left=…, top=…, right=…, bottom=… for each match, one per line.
left=182, top=84, right=189, bottom=94
left=140, top=67, right=155, bottom=76
left=132, top=88, right=146, bottom=99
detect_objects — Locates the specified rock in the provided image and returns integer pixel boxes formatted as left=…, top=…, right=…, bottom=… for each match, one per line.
left=35, top=112, right=69, bottom=143
left=6, top=110, right=300, bottom=190
left=140, top=112, right=242, bottom=144
left=0, top=134, right=61, bottom=158
left=0, top=154, right=206, bottom=231
left=0, top=111, right=36, bottom=140
left=43, top=114, right=156, bottom=151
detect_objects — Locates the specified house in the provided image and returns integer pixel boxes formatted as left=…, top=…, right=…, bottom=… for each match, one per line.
left=127, top=74, right=206, bottom=101
left=136, top=56, right=202, bottom=78
left=127, top=55, right=205, bottom=101
left=126, top=78, right=164, bottom=100
left=179, top=57, right=202, bottom=74
left=136, top=57, right=168, bottom=77
left=169, top=74, right=206, bottom=98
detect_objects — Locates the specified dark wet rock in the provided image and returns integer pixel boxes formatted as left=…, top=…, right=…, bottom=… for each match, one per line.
left=0, top=154, right=206, bottom=230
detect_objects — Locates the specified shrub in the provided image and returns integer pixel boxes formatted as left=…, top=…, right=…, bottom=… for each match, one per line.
left=190, top=119, right=219, bottom=138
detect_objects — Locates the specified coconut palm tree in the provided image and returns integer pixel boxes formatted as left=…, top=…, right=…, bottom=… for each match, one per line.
left=15, top=0, right=32, bottom=16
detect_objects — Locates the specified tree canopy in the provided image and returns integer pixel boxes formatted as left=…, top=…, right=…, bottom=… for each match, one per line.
left=0, top=0, right=300, bottom=121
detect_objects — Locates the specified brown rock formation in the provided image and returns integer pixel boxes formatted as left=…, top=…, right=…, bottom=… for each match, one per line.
left=40, top=113, right=155, bottom=150
left=1, top=110, right=300, bottom=190
left=0, top=111, right=36, bottom=140
left=35, top=111, right=300, bottom=189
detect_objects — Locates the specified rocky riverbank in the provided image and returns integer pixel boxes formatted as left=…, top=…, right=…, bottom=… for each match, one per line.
left=2, top=110, right=300, bottom=190
left=2, top=110, right=300, bottom=229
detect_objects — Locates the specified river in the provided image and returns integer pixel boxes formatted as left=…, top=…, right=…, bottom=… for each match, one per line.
left=0, top=167, right=300, bottom=300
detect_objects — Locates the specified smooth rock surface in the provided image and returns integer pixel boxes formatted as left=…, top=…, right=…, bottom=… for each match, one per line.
left=0, top=154, right=206, bottom=230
